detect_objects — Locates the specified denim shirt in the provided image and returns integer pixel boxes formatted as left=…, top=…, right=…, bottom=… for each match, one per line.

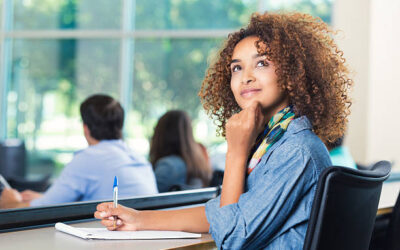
left=205, top=116, right=331, bottom=249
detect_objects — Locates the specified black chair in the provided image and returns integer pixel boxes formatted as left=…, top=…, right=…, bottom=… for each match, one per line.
left=357, top=162, right=372, bottom=171
left=0, top=139, right=26, bottom=178
left=303, top=161, right=391, bottom=250
left=383, top=191, right=400, bottom=250
left=209, top=169, right=224, bottom=187
left=7, top=174, right=51, bottom=192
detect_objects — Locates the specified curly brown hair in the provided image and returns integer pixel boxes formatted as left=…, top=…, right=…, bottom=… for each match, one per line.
left=199, top=12, right=352, bottom=143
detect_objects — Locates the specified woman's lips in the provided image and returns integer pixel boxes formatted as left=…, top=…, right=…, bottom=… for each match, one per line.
left=241, top=88, right=261, bottom=98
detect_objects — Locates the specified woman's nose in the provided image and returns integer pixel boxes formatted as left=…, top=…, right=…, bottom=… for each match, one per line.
left=241, top=70, right=255, bottom=85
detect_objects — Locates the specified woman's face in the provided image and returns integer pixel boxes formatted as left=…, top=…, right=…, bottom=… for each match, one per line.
left=230, top=36, right=288, bottom=113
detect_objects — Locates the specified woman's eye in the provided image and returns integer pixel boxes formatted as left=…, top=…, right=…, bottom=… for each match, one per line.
left=231, top=65, right=241, bottom=72
left=257, top=60, right=268, bottom=67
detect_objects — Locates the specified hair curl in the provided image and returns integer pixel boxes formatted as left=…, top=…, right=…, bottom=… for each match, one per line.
left=199, top=12, right=352, bottom=143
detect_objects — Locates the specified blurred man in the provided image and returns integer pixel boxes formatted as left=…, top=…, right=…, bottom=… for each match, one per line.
left=0, top=94, right=158, bottom=209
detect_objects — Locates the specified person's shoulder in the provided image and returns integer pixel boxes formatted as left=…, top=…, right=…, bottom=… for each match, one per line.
left=68, top=147, right=92, bottom=164
left=76, top=139, right=135, bottom=159
left=156, top=155, right=186, bottom=171
left=156, top=155, right=186, bottom=167
left=68, top=140, right=140, bottom=169
left=283, top=116, right=327, bottom=155
left=72, top=141, right=110, bottom=158
left=70, top=143, right=107, bottom=163
left=265, top=116, right=331, bottom=172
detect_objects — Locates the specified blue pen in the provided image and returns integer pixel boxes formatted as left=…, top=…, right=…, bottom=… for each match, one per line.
left=113, top=176, right=118, bottom=228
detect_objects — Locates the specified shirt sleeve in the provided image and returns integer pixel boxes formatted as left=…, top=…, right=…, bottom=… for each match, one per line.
left=30, top=155, right=88, bottom=207
left=205, top=143, right=317, bottom=249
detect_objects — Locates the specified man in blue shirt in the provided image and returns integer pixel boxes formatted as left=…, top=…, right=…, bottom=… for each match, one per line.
left=0, top=94, right=158, bottom=209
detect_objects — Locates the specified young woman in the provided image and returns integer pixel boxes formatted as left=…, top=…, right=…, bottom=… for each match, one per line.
left=150, top=110, right=212, bottom=192
left=94, top=12, right=352, bottom=249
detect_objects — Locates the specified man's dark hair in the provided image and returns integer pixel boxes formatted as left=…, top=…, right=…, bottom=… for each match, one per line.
left=80, top=94, right=124, bottom=140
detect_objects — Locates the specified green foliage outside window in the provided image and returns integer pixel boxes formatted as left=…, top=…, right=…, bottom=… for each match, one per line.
left=1, top=0, right=332, bottom=176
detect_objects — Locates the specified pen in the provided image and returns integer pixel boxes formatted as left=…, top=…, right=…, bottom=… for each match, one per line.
left=0, top=174, right=11, bottom=189
left=113, top=176, right=118, bottom=228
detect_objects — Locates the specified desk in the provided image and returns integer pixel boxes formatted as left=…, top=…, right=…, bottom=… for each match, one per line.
left=0, top=220, right=215, bottom=250
left=1, top=182, right=399, bottom=250
left=377, top=181, right=400, bottom=215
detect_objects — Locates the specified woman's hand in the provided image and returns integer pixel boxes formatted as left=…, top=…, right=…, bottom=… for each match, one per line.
left=95, top=204, right=209, bottom=233
left=220, top=101, right=266, bottom=207
left=94, top=202, right=142, bottom=231
left=225, top=101, right=266, bottom=157
left=20, top=190, right=43, bottom=202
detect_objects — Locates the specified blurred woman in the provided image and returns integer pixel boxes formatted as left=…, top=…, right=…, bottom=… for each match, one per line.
left=150, top=110, right=212, bottom=192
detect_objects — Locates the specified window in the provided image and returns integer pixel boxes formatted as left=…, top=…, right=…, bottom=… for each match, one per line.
left=0, top=0, right=333, bottom=178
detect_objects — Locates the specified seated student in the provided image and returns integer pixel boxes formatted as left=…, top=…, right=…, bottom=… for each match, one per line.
left=150, top=110, right=212, bottom=192
left=0, top=94, right=158, bottom=209
left=326, top=136, right=357, bottom=169
left=94, top=12, right=352, bottom=249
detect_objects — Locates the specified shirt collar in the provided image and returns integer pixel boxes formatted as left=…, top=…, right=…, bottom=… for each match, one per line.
left=286, top=116, right=312, bottom=134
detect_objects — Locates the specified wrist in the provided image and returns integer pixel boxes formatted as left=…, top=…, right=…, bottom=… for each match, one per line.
left=226, top=149, right=248, bottom=160
left=135, top=210, right=146, bottom=230
left=225, top=150, right=248, bottom=169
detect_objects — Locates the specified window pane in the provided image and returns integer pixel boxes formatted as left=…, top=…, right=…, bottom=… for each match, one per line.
left=126, top=38, right=225, bottom=155
left=135, top=0, right=257, bottom=30
left=0, top=0, right=3, bottom=29
left=13, top=0, right=122, bottom=30
left=261, top=0, right=333, bottom=23
left=8, top=39, right=121, bottom=175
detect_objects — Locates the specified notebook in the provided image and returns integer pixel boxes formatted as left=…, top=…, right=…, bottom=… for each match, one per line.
left=55, top=222, right=202, bottom=240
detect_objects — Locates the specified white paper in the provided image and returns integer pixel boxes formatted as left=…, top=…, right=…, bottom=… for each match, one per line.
left=55, top=222, right=201, bottom=240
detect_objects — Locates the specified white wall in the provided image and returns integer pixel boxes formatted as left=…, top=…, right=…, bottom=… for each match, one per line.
left=368, top=0, right=400, bottom=166
left=333, top=0, right=400, bottom=168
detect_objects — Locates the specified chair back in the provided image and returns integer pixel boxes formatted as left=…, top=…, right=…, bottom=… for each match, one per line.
left=385, top=191, right=400, bottom=250
left=209, top=170, right=224, bottom=187
left=8, top=174, right=51, bottom=192
left=304, top=161, right=391, bottom=250
left=0, top=139, right=26, bottom=178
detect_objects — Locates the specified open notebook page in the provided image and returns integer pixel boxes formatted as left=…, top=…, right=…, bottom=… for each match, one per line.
left=55, top=222, right=201, bottom=240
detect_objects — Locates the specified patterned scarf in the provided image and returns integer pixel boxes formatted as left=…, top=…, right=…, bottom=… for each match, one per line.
left=247, top=106, right=295, bottom=174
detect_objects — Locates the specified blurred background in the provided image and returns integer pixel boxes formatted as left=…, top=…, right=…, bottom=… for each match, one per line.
left=0, top=0, right=398, bottom=181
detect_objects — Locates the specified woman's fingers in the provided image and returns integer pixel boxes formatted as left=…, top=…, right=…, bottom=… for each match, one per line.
left=101, top=218, right=122, bottom=226
left=225, top=100, right=266, bottom=155
left=105, top=223, right=123, bottom=231
left=94, top=210, right=107, bottom=219
left=95, top=203, right=134, bottom=222
left=94, top=202, right=114, bottom=219
left=96, top=202, right=114, bottom=211
left=94, top=204, right=141, bottom=231
left=94, top=202, right=115, bottom=218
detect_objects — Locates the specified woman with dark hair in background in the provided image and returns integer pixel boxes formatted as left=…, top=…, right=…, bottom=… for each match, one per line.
left=150, top=110, right=212, bottom=192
